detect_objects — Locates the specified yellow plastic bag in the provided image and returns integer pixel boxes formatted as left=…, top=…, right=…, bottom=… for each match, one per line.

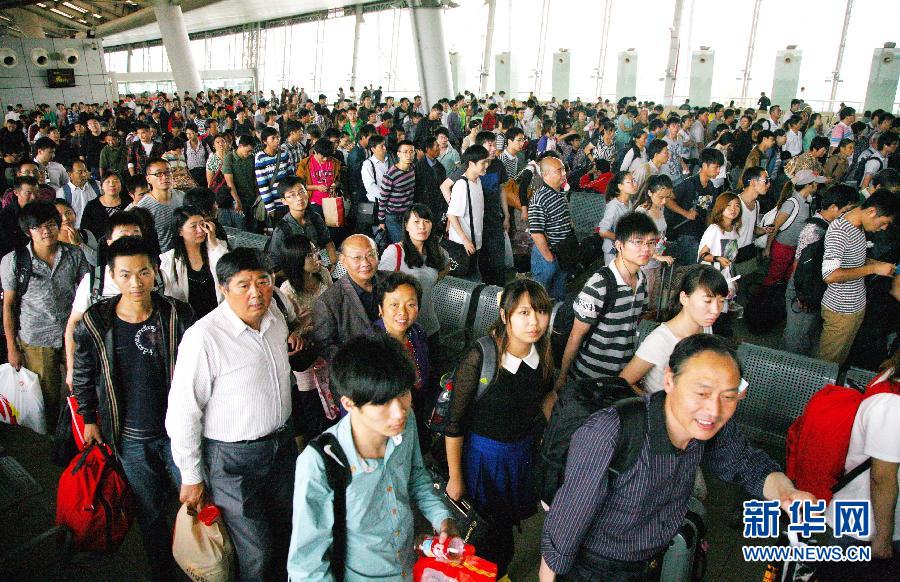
left=172, top=503, right=234, bottom=582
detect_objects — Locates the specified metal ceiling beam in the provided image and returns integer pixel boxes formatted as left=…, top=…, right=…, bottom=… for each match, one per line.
left=22, top=5, right=91, bottom=31
left=0, top=0, right=46, bottom=9
left=96, top=0, right=219, bottom=37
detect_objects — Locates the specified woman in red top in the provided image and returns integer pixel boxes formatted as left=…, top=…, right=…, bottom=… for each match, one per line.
left=578, top=158, right=613, bottom=194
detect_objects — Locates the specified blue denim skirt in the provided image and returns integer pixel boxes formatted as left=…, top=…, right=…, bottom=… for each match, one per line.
left=463, top=432, right=538, bottom=526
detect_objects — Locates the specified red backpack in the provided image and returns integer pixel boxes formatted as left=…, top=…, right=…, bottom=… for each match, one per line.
left=785, top=372, right=900, bottom=502
left=56, top=443, right=135, bottom=552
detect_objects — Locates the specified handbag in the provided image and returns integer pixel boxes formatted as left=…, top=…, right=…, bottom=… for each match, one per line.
left=322, top=196, right=347, bottom=228
left=173, top=503, right=235, bottom=582
left=441, top=178, right=477, bottom=276
left=550, top=232, right=581, bottom=272
left=208, top=168, right=228, bottom=197
left=427, top=466, right=491, bottom=550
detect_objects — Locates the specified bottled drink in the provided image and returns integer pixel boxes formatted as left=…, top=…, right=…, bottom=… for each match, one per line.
left=419, top=536, right=473, bottom=561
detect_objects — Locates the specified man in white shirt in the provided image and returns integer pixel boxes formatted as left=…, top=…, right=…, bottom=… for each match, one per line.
left=166, top=248, right=303, bottom=581
left=824, top=372, right=900, bottom=579
left=33, top=137, right=68, bottom=190
left=361, top=134, right=389, bottom=204
left=56, top=160, right=100, bottom=227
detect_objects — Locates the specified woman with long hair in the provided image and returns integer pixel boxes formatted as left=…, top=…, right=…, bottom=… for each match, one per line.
left=620, top=265, right=728, bottom=394
left=205, top=134, right=229, bottom=186
left=698, top=192, right=742, bottom=316
left=80, top=172, right=133, bottom=242
left=444, top=279, right=554, bottom=577
left=761, top=171, right=821, bottom=287
left=159, top=205, right=228, bottom=318
left=378, top=204, right=450, bottom=400
left=619, top=129, right=648, bottom=172
left=279, top=234, right=332, bottom=441
left=597, top=170, right=638, bottom=265
left=634, top=174, right=676, bottom=304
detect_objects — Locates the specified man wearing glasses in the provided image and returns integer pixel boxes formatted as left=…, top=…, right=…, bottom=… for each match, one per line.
left=2, top=200, right=89, bottom=431
left=312, top=234, right=388, bottom=364
left=541, top=334, right=815, bottom=581
left=136, top=157, right=185, bottom=252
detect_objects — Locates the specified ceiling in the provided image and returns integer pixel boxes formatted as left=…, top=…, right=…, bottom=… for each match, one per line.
left=0, top=0, right=403, bottom=46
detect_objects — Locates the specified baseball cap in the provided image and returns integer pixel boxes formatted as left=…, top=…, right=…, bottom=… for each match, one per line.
left=792, top=169, right=827, bottom=186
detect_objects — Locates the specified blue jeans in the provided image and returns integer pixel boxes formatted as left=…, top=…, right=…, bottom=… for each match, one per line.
left=118, top=436, right=181, bottom=582
left=384, top=212, right=406, bottom=244
left=531, top=245, right=567, bottom=301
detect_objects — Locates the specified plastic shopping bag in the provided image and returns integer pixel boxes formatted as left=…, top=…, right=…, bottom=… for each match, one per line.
left=0, top=363, right=46, bottom=434
left=173, top=503, right=235, bottom=582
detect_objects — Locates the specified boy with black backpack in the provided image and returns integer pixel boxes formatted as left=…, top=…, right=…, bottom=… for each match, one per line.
left=783, top=185, right=858, bottom=356
left=288, top=334, right=454, bottom=580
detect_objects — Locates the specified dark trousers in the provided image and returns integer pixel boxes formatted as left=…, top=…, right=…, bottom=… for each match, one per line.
left=189, top=167, right=207, bottom=188
left=204, top=425, right=298, bottom=581
left=479, top=226, right=507, bottom=286
left=118, top=436, right=181, bottom=582
left=562, top=552, right=663, bottom=582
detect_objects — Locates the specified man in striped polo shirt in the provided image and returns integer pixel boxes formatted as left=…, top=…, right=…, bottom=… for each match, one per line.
left=555, top=212, right=658, bottom=391
left=378, top=140, right=416, bottom=243
left=529, top=156, right=573, bottom=301
left=818, top=190, right=899, bottom=364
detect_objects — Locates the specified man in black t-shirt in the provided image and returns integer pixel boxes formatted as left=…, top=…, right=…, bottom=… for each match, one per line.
left=664, top=148, right=725, bottom=267
left=73, top=237, right=195, bottom=582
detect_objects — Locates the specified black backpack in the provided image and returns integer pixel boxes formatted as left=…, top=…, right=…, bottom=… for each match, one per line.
left=10, top=246, right=32, bottom=331
left=551, top=266, right=617, bottom=368
left=307, top=432, right=352, bottom=582
left=535, top=376, right=645, bottom=506
left=791, top=217, right=830, bottom=309
left=428, top=336, right=498, bottom=435
left=850, top=148, right=882, bottom=186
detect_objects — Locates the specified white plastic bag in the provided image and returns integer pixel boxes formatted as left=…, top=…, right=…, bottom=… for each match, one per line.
left=173, top=503, right=234, bottom=582
left=0, top=364, right=46, bottom=434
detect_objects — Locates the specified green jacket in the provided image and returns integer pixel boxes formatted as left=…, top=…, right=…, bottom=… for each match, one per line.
left=99, top=145, right=128, bottom=177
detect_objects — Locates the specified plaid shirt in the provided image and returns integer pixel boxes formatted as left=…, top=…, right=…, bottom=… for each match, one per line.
left=127, top=139, right=166, bottom=175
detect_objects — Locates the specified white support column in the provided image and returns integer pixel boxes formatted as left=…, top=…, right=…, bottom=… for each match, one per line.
left=479, top=0, right=496, bottom=97
left=152, top=0, right=202, bottom=95
left=407, top=1, right=452, bottom=108
left=350, top=4, right=363, bottom=90
left=828, top=0, right=853, bottom=112
left=739, top=0, right=763, bottom=105
left=662, top=0, right=685, bottom=105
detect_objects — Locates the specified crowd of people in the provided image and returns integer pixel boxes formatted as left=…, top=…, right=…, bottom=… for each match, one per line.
left=0, top=83, right=898, bottom=581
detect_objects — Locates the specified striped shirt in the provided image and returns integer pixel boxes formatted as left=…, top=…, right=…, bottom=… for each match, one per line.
left=135, top=189, right=185, bottom=253
left=571, top=261, right=647, bottom=378
left=378, top=165, right=416, bottom=220
left=821, top=216, right=868, bottom=313
left=541, top=391, right=778, bottom=570
left=166, top=290, right=298, bottom=485
left=500, top=150, right=518, bottom=179
left=528, top=185, right=573, bottom=246
left=254, top=149, right=292, bottom=212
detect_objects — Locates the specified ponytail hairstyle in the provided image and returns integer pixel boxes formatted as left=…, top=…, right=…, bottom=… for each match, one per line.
left=490, top=278, right=553, bottom=383
left=606, top=170, right=633, bottom=202
left=775, top=180, right=794, bottom=210
left=635, top=174, right=673, bottom=209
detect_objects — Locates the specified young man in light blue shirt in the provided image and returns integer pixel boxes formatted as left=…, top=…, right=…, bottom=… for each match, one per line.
left=288, top=334, right=454, bottom=581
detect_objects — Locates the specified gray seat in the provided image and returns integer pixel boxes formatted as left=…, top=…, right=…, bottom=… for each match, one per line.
left=432, top=276, right=483, bottom=347
left=223, top=226, right=268, bottom=250
left=734, top=343, right=839, bottom=451
left=843, top=367, right=876, bottom=390
left=568, top=190, right=606, bottom=242
left=472, top=285, right=504, bottom=339
left=635, top=319, right=661, bottom=348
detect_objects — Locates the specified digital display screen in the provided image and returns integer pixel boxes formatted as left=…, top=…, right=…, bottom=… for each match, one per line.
left=47, top=68, right=76, bottom=88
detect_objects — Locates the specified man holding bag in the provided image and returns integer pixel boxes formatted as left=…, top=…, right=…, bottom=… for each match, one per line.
left=73, top=237, right=195, bottom=582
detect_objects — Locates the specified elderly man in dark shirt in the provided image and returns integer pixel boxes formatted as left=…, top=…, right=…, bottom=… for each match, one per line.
left=540, top=334, right=815, bottom=581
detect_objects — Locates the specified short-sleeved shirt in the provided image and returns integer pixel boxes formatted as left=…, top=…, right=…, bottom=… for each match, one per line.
left=447, top=177, right=485, bottom=249
left=598, top=199, right=629, bottom=255
left=666, top=175, right=722, bottom=239
left=528, top=185, right=573, bottom=247
left=821, top=216, right=868, bottom=313
left=826, top=381, right=900, bottom=542
left=774, top=194, right=812, bottom=247
left=571, top=261, right=648, bottom=379
left=72, top=268, right=120, bottom=313
left=221, top=151, right=258, bottom=207
left=134, top=189, right=185, bottom=253
left=635, top=323, right=712, bottom=394
left=0, top=243, right=89, bottom=347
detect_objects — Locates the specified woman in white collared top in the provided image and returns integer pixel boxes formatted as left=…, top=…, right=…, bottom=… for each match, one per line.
left=159, top=205, right=228, bottom=318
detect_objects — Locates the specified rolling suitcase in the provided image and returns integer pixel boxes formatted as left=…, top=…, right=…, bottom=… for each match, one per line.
left=659, top=496, right=708, bottom=582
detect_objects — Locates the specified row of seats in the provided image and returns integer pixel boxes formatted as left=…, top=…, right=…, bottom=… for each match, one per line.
left=227, top=228, right=876, bottom=458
